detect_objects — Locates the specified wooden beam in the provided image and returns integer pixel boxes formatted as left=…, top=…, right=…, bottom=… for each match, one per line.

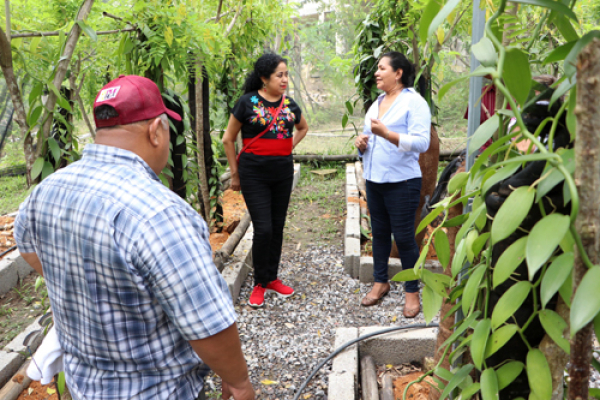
left=11, top=28, right=135, bottom=38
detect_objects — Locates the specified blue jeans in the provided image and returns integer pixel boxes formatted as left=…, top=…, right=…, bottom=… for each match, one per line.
left=366, top=178, right=421, bottom=293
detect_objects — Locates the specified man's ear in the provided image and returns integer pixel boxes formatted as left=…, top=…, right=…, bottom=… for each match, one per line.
left=148, top=117, right=162, bottom=147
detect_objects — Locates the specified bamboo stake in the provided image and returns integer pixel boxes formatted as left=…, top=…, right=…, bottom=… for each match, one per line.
left=194, top=58, right=211, bottom=223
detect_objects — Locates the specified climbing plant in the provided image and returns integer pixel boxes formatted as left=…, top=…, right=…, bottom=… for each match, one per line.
left=389, top=0, right=600, bottom=399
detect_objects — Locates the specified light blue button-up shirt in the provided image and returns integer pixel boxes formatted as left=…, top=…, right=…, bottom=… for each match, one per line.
left=360, top=88, right=431, bottom=183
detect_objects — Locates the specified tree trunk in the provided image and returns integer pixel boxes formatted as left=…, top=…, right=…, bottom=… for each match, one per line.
left=568, top=38, right=600, bottom=400
left=194, top=58, right=211, bottom=223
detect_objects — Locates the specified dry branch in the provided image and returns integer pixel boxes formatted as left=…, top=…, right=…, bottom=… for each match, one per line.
left=11, top=28, right=135, bottom=38
left=213, top=210, right=251, bottom=270
left=0, top=360, right=32, bottom=400
left=225, top=4, right=245, bottom=36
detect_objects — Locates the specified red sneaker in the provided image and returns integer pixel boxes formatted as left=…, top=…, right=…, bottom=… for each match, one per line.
left=266, top=279, right=294, bottom=298
left=248, top=285, right=266, bottom=308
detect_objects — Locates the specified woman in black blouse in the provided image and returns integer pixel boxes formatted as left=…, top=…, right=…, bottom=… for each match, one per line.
left=223, top=53, right=309, bottom=308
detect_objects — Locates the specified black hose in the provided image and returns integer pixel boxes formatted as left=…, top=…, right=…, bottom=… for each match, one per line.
left=0, top=245, right=17, bottom=258
left=293, top=323, right=439, bottom=400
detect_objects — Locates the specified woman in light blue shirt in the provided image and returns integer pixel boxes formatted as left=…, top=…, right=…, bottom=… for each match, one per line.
left=355, top=51, right=431, bottom=318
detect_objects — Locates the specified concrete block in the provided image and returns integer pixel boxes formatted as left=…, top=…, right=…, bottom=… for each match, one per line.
left=358, top=327, right=437, bottom=366
left=344, top=237, right=360, bottom=278
left=4, top=315, right=44, bottom=354
left=292, top=163, right=301, bottom=190
left=346, top=186, right=359, bottom=200
left=328, top=328, right=359, bottom=400
left=223, top=262, right=251, bottom=303
left=0, top=253, right=19, bottom=297
left=10, top=252, right=34, bottom=280
left=346, top=170, right=357, bottom=187
left=347, top=202, right=360, bottom=221
left=345, top=218, right=360, bottom=240
left=0, top=350, right=25, bottom=389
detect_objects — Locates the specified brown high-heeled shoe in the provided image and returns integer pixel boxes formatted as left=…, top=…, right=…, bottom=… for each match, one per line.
left=361, top=283, right=391, bottom=307
left=403, top=292, right=421, bottom=318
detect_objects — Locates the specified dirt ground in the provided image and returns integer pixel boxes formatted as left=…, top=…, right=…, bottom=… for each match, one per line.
left=0, top=215, right=16, bottom=259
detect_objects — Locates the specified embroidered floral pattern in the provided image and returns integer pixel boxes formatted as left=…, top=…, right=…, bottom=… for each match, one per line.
left=248, top=98, right=296, bottom=139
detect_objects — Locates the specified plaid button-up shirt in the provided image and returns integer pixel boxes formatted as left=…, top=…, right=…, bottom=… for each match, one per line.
left=15, top=144, right=236, bottom=400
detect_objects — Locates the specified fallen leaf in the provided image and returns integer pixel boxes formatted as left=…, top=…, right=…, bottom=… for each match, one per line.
left=47, top=388, right=56, bottom=395
left=392, top=316, right=397, bottom=322
left=261, top=379, right=279, bottom=385
left=354, top=288, right=360, bottom=294
left=28, top=388, right=34, bottom=395
left=304, top=394, right=312, bottom=399
left=387, top=364, right=394, bottom=369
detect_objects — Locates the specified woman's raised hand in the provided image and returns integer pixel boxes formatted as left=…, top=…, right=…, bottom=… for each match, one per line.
left=355, top=134, right=369, bottom=152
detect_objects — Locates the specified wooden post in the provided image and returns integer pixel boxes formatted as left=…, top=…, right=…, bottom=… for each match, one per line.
left=4, top=0, right=10, bottom=42
left=568, top=38, right=600, bottom=400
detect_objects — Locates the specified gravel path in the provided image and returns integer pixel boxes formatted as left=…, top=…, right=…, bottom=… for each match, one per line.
left=206, top=245, right=430, bottom=400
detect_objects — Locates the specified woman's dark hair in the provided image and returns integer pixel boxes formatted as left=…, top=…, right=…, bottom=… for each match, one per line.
left=380, top=51, right=427, bottom=95
left=242, top=53, right=287, bottom=94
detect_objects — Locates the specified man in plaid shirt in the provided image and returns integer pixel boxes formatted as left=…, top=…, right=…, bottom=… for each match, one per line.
left=14, top=75, right=254, bottom=400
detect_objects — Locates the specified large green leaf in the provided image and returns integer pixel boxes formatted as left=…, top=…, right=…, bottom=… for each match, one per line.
left=527, top=349, right=552, bottom=400
left=422, top=285, right=443, bottom=323
left=434, top=229, right=450, bottom=268
left=48, top=138, right=61, bottom=165
left=491, top=186, right=535, bottom=244
left=511, top=0, right=577, bottom=21
left=456, top=203, right=486, bottom=245
left=468, top=114, right=500, bottom=155
left=485, top=323, right=518, bottom=358
left=458, top=382, right=480, bottom=400
left=451, top=238, right=467, bottom=278
left=31, top=157, right=45, bottom=180
left=27, top=105, right=43, bottom=127
left=462, top=264, right=486, bottom=315
left=41, top=161, right=54, bottom=180
left=481, top=163, right=521, bottom=197
left=491, top=281, right=531, bottom=329
left=448, top=172, right=469, bottom=194
left=471, top=319, right=492, bottom=370
left=417, top=205, right=445, bottom=234
left=480, top=368, right=500, bottom=400
left=28, top=82, right=43, bottom=106
left=564, top=31, right=600, bottom=78
left=427, top=0, right=461, bottom=40
left=540, top=252, right=574, bottom=307
left=419, top=0, right=443, bottom=44
left=421, top=269, right=450, bottom=298
left=543, top=41, right=576, bottom=64
left=502, top=49, right=531, bottom=107
left=439, top=364, right=474, bottom=400
left=526, top=214, right=570, bottom=280
left=555, top=14, right=579, bottom=41
left=497, top=361, right=524, bottom=390
left=539, top=309, right=570, bottom=354
left=570, top=266, right=600, bottom=336
left=472, top=232, right=491, bottom=260
left=536, top=149, right=575, bottom=201
left=465, top=229, right=479, bottom=263
left=76, top=20, right=98, bottom=41
left=493, top=236, right=527, bottom=288
left=438, top=76, right=468, bottom=101
left=392, top=268, right=420, bottom=282
left=472, top=37, right=498, bottom=67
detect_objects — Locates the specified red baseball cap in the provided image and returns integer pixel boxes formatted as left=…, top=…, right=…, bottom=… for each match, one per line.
left=93, top=75, right=182, bottom=128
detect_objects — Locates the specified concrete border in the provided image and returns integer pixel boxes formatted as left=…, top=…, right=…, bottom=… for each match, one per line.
left=344, top=163, right=443, bottom=282
left=0, top=250, right=33, bottom=297
left=328, top=326, right=437, bottom=400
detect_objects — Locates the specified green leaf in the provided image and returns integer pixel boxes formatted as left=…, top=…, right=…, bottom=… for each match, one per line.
left=536, top=149, right=575, bottom=201
left=76, top=20, right=97, bottom=41
left=539, top=309, right=569, bottom=354
left=419, top=0, right=443, bottom=44
left=527, top=349, right=552, bottom=400
left=472, top=232, right=491, bottom=260
left=540, top=252, right=574, bottom=307
left=57, top=371, right=66, bottom=395
left=31, top=157, right=45, bottom=180
left=491, top=281, right=531, bottom=329
left=491, top=186, right=535, bottom=245
left=493, top=237, right=527, bottom=288
left=27, top=105, right=43, bottom=127
left=554, top=14, right=579, bottom=42
left=41, top=161, right=54, bottom=180
left=496, top=361, right=524, bottom=390
left=485, top=324, right=518, bottom=358
left=451, top=239, right=467, bottom=278
left=594, top=313, right=600, bottom=350
left=550, top=76, right=575, bottom=107
left=543, top=41, right=576, bottom=64
left=30, top=36, right=42, bottom=54
left=441, top=311, right=482, bottom=349
left=342, top=114, right=349, bottom=129
left=469, top=115, right=500, bottom=155
left=438, top=364, right=474, bottom=400
left=465, top=229, right=478, bottom=263
left=427, top=0, right=461, bottom=40
left=164, top=26, right=174, bottom=47
left=421, top=269, right=450, bottom=298
left=570, top=266, right=600, bottom=336
left=422, top=285, right=443, bottom=323
left=56, top=95, right=72, bottom=112
left=391, top=268, right=420, bottom=282
left=526, top=214, right=570, bottom=280
left=448, top=171, right=469, bottom=194
left=564, top=31, right=600, bottom=78
left=502, top=49, right=531, bottom=107
left=35, top=276, right=44, bottom=291
left=48, top=138, right=61, bottom=164
left=443, top=214, right=468, bottom=228
left=456, top=203, right=486, bottom=245
left=29, top=82, right=43, bottom=106
left=462, top=264, right=486, bottom=315
left=434, top=229, right=450, bottom=268
left=511, top=0, right=578, bottom=21
left=345, top=100, right=354, bottom=115
left=471, top=318, right=491, bottom=370
left=457, top=382, right=480, bottom=400
left=480, top=368, right=499, bottom=400
left=472, top=37, right=498, bottom=68
left=434, top=366, right=454, bottom=382
left=417, top=205, right=445, bottom=234
left=558, top=270, right=572, bottom=307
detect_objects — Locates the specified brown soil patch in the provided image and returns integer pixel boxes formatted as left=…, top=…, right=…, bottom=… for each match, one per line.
left=208, top=190, right=247, bottom=252
left=393, top=372, right=436, bottom=400
left=1, top=215, right=16, bottom=260
left=16, top=378, right=61, bottom=400
left=348, top=196, right=359, bottom=203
